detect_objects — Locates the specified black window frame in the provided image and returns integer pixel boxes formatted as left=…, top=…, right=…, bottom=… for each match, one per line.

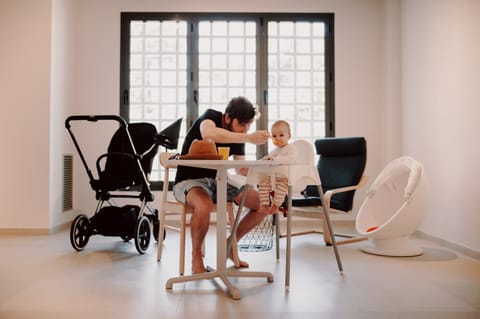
left=120, top=12, right=335, bottom=189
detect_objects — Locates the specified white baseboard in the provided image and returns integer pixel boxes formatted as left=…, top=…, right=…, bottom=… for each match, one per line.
left=0, top=222, right=70, bottom=236
left=414, top=230, right=480, bottom=260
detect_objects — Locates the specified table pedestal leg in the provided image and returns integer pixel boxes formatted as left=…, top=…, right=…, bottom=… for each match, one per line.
left=165, top=168, right=273, bottom=300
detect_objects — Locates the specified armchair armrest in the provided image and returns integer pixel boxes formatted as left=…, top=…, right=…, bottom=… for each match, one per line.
left=324, top=175, right=368, bottom=203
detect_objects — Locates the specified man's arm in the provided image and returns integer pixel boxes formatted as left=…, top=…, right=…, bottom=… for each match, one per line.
left=200, top=119, right=269, bottom=145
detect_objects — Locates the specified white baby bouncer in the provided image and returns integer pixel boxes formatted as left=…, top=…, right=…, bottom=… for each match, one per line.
left=355, top=156, right=426, bottom=256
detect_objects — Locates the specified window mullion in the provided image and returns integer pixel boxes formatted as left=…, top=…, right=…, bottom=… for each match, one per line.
left=188, top=20, right=199, bottom=129
left=257, top=17, right=269, bottom=158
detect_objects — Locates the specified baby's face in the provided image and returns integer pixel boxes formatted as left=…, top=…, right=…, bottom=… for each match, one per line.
left=271, top=124, right=290, bottom=148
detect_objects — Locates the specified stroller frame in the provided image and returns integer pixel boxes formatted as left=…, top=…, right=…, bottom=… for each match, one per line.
left=65, top=115, right=181, bottom=254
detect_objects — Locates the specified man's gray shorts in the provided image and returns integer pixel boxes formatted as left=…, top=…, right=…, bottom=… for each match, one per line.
left=173, top=178, right=245, bottom=205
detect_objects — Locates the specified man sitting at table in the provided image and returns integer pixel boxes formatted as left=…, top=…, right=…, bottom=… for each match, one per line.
left=173, top=96, right=271, bottom=274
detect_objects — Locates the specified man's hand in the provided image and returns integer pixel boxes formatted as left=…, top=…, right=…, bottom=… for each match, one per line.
left=247, top=130, right=270, bottom=145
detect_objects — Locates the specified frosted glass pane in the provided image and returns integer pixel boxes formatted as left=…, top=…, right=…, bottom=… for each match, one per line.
left=279, top=22, right=294, bottom=36
left=130, top=21, right=144, bottom=36
left=145, top=88, right=159, bottom=103
left=229, top=38, right=244, bottom=53
left=296, top=55, right=311, bottom=70
left=130, top=54, right=143, bottom=68
left=160, top=88, right=176, bottom=103
left=145, top=71, right=159, bottom=86
left=161, top=71, right=177, bottom=85
left=198, top=22, right=211, bottom=36
left=295, top=22, right=311, bottom=37
left=145, top=55, right=159, bottom=69
left=296, top=72, right=311, bottom=86
left=199, top=38, right=211, bottom=53
left=212, top=71, right=227, bottom=86
left=145, top=21, right=160, bottom=35
left=229, top=55, right=244, bottom=69
left=162, top=21, right=178, bottom=35
left=145, top=38, right=159, bottom=52
left=212, top=38, right=227, bottom=52
left=161, top=54, right=176, bottom=69
left=212, top=21, right=228, bottom=36
left=229, top=22, right=244, bottom=36
left=199, top=54, right=211, bottom=69
left=130, top=71, right=143, bottom=86
left=229, top=71, right=244, bottom=86
left=296, top=39, right=311, bottom=53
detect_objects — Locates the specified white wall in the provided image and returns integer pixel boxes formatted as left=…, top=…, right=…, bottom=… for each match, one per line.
left=1, top=0, right=478, bottom=253
left=50, top=0, right=78, bottom=228
left=402, top=0, right=480, bottom=251
left=0, top=0, right=52, bottom=230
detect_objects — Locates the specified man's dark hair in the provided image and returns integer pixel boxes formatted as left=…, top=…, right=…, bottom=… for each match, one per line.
left=224, top=96, right=256, bottom=125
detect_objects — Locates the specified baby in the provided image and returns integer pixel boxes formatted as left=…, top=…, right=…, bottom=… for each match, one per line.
left=258, top=120, right=296, bottom=214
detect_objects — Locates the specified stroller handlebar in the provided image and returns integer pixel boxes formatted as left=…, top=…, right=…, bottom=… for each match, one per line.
left=65, top=115, right=127, bottom=129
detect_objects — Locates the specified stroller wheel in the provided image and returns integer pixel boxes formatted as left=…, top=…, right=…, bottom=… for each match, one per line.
left=70, top=214, right=90, bottom=251
left=152, top=218, right=159, bottom=242
left=134, top=216, right=151, bottom=254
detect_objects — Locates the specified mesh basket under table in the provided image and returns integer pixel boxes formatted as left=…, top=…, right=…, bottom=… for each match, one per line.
left=238, top=214, right=274, bottom=252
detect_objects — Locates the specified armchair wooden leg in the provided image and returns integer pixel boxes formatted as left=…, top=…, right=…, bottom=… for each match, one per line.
left=316, top=186, right=343, bottom=273
left=156, top=211, right=166, bottom=262
left=321, top=215, right=367, bottom=245
left=180, top=213, right=186, bottom=276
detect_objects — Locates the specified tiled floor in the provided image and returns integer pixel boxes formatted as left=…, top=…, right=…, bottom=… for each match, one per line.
left=0, top=222, right=479, bottom=319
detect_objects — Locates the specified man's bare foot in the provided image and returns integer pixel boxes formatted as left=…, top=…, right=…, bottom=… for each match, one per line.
left=226, top=238, right=250, bottom=268
left=192, top=255, right=206, bottom=274
left=228, top=253, right=249, bottom=268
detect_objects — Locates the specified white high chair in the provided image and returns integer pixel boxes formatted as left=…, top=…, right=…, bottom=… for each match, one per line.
left=236, top=140, right=343, bottom=288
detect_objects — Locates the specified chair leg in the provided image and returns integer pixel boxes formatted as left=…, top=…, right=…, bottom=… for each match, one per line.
left=274, top=213, right=280, bottom=260
left=180, top=212, right=186, bottom=276
left=321, top=214, right=333, bottom=245
left=285, top=186, right=293, bottom=288
left=156, top=210, right=166, bottom=262
left=320, top=215, right=368, bottom=245
left=316, top=186, right=343, bottom=273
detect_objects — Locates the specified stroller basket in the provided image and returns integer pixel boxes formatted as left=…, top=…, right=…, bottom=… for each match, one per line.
left=90, top=205, right=140, bottom=237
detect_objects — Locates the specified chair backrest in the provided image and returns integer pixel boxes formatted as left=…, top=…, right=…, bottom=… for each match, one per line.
left=159, top=152, right=176, bottom=201
left=157, top=118, right=182, bottom=150
left=368, top=156, right=423, bottom=200
left=287, top=140, right=319, bottom=191
left=304, top=137, right=367, bottom=212
left=292, top=139, right=315, bottom=166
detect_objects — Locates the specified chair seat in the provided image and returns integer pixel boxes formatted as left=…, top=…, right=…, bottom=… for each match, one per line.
left=292, top=197, right=350, bottom=212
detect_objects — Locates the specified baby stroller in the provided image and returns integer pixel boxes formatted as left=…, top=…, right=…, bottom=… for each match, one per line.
left=65, top=115, right=181, bottom=254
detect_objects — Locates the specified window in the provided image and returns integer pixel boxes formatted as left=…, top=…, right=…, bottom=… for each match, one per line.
left=120, top=13, right=334, bottom=188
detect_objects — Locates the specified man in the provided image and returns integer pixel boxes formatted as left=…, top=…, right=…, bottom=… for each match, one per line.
left=173, top=96, right=271, bottom=274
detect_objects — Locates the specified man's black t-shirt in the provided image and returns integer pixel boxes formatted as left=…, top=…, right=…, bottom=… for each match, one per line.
left=174, top=109, right=245, bottom=184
